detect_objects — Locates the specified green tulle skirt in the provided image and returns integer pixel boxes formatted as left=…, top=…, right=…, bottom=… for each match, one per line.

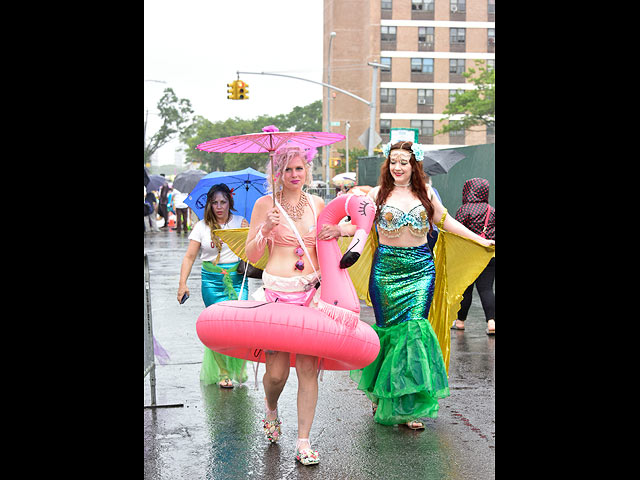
left=199, top=261, right=249, bottom=385
left=350, top=243, right=449, bottom=424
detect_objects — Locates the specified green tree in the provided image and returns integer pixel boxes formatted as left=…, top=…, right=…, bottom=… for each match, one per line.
left=144, top=88, right=194, bottom=164
left=436, top=60, right=494, bottom=135
left=181, top=100, right=322, bottom=173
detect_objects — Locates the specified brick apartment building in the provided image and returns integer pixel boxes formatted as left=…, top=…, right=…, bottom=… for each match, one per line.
left=322, top=0, right=494, bottom=164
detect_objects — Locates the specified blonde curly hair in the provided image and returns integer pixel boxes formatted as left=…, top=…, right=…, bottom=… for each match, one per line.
left=264, top=145, right=316, bottom=193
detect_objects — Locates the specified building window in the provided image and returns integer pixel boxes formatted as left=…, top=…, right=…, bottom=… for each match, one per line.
left=381, top=0, right=392, bottom=10
left=418, top=27, right=434, bottom=46
left=450, top=0, right=466, bottom=12
left=411, top=58, right=434, bottom=74
left=418, top=89, right=433, bottom=105
left=381, top=57, right=392, bottom=74
left=450, top=28, right=465, bottom=44
left=380, top=119, right=391, bottom=135
left=488, top=0, right=495, bottom=15
left=381, top=26, right=396, bottom=42
left=488, top=28, right=495, bottom=46
left=380, top=88, right=396, bottom=105
left=412, top=0, right=434, bottom=11
left=449, top=59, right=465, bottom=75
left=411, top=120, right=433, bottom=136
left=487, top=59, right=495, bottom=71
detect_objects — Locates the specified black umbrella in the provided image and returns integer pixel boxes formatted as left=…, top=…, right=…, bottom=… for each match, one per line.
left=422, top=149, right=466, bottom=176
left=146, top=174, right=168, bottom=192
left=172, top=169, right=207, bottom=194
left=144, top=166, right=150, bottom=187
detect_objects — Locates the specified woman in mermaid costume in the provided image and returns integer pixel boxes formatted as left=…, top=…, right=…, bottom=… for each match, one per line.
left=177, top=184, right=250, bottom=388
left=349, top=141, right=495, bottom=429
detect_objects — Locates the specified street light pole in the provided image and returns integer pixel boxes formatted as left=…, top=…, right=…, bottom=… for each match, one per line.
left=326, top=31, right=336, bottom=191
left=367, top=62, right=388, bottom=156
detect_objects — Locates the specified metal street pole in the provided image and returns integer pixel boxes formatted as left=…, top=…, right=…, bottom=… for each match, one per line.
left=345, top=121, right=350, bottom=174
left=326, top=32, right=336, bottom=195
left=367, top=62, right=388, bottom=156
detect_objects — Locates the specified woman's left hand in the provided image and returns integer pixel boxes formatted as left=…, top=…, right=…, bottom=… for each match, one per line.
left=483, top=239, right=495, bottom=247
left=317, top=224, right=341, bottom=241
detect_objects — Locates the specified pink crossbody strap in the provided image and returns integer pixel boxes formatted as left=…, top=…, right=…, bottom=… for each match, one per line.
left=480, top=205, right=491, bottom=238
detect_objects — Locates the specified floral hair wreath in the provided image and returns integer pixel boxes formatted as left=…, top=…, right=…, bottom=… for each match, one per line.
left=382, top=141, right=425, bottom=161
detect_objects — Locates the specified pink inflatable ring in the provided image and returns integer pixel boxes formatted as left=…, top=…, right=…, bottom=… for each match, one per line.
left=196, top=194, right=380, bottom=370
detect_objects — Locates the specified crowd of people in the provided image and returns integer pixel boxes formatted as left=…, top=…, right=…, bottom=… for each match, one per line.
left=144, top=175, right=196, bottom=233
left=160, top=141, right=494, bottom=467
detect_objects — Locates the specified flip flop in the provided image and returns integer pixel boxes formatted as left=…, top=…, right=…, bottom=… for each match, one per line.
left=486, top=328, right=495, bottom=336
left=451, top=321, right=465, bottom=330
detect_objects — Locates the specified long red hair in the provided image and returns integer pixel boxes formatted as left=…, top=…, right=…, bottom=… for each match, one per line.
left=374, top=141, right=434, bottom=235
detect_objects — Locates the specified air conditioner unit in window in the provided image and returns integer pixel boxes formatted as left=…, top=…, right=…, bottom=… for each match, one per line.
left=451, top=5, right=458, bottom=13
left=418, top=98, right=427, bottom=104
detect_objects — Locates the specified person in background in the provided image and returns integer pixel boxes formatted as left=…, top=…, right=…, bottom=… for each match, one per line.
left=452, top=178, right=495, bottom=335
left=177, top=184, right=250, bottom=388
left=158, top=178, right=171, bottom=229
left=145, top=187, right=160, bottom=232
left=172, top=188, right=189, bottom=233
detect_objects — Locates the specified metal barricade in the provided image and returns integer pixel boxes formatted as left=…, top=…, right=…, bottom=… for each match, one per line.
left=144, top=253, right=183, bottom=409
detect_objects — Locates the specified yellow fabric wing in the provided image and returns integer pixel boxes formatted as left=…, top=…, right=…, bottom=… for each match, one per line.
left=428, top=231, right=495, bottom=372
left=213, top=228, right=269, bottom=270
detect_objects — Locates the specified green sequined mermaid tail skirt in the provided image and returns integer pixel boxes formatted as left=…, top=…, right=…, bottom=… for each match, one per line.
left=199, top=261, right=249, bottom=385
left=350, top=243, right=449, bottom=424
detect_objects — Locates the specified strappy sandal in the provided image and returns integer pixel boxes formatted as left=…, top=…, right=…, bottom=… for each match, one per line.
left=295, top=438, right=319, bottom=466
left=372, top=402, right=378, bottom=416
left=262, top=398, right=281, bottom=443
left=218, top=377, right=234, bottom=389
left=405, top=420, right=425, bottom=430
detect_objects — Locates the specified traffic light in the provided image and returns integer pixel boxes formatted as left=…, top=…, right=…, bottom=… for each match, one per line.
left=227, top=81, right=238, bottom=100
left=236, top=80, right=249, bottom=100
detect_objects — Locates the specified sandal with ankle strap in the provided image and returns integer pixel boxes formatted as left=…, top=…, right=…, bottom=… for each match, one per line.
left=218, top=377, right=233, bottom=389
left=295, top=439, right=319, bottom=466
left=262, top=398, right=281, bottom=443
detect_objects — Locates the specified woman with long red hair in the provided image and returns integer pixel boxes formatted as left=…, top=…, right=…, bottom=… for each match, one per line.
left=350, top=141, right=494, bottom=430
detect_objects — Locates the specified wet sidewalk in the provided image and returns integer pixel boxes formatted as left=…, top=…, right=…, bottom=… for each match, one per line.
left=144, top=229, right=494, bottom=479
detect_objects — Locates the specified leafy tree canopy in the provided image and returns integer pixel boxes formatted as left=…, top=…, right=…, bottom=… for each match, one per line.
left=144, top=88, right=194, bottom=164
left=437, top=60, right=495, bottom=135
left=181, top=100, right=322, bottom=173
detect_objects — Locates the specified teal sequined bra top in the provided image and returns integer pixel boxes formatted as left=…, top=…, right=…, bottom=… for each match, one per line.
left=378, top=203, right=429, bottom=238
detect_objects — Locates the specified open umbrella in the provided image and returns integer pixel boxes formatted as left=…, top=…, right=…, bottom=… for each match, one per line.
left=172, top=169, right=207, bottom=194
left=422, top=149, right=466, bottom=176
left=331, top=172, right=356, bottom=187
left=144, top=166, right=150, bottom=187
left=146, top=174, right=168, bottom=192
left=184, top=167, right=267, bottom=221
left=196, top=125, right=345, bottom=204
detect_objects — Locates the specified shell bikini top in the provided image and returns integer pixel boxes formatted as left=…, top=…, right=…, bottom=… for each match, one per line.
left=378, top=203, right=429, bottom=238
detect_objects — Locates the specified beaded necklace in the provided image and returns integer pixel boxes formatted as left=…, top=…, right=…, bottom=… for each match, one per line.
left=277, top=191, right=308, bottom=221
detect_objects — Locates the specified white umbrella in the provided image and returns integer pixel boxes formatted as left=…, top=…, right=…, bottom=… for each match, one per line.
left=331, top=172, right=356, bottom=187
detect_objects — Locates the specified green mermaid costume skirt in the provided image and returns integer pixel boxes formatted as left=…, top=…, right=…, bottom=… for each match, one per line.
left=350, top=243, right=450, bottom=424
left=200, top=261, right=249, bottom=385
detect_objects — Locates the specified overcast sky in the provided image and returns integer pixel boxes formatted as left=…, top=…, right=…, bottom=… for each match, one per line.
left=144, top=0, right=324, bottom=165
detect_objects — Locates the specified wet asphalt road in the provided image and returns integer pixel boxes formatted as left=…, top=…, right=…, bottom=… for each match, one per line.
left=144, top=229, right=494, bottom=479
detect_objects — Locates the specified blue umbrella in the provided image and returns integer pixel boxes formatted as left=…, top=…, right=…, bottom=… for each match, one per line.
left=185, top=167, right=267, bottom=221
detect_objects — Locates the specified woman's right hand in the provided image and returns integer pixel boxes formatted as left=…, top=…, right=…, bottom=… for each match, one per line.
left=177, top=284, right=190, bottom=303
left=262, top=207, right=281, bottom=235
